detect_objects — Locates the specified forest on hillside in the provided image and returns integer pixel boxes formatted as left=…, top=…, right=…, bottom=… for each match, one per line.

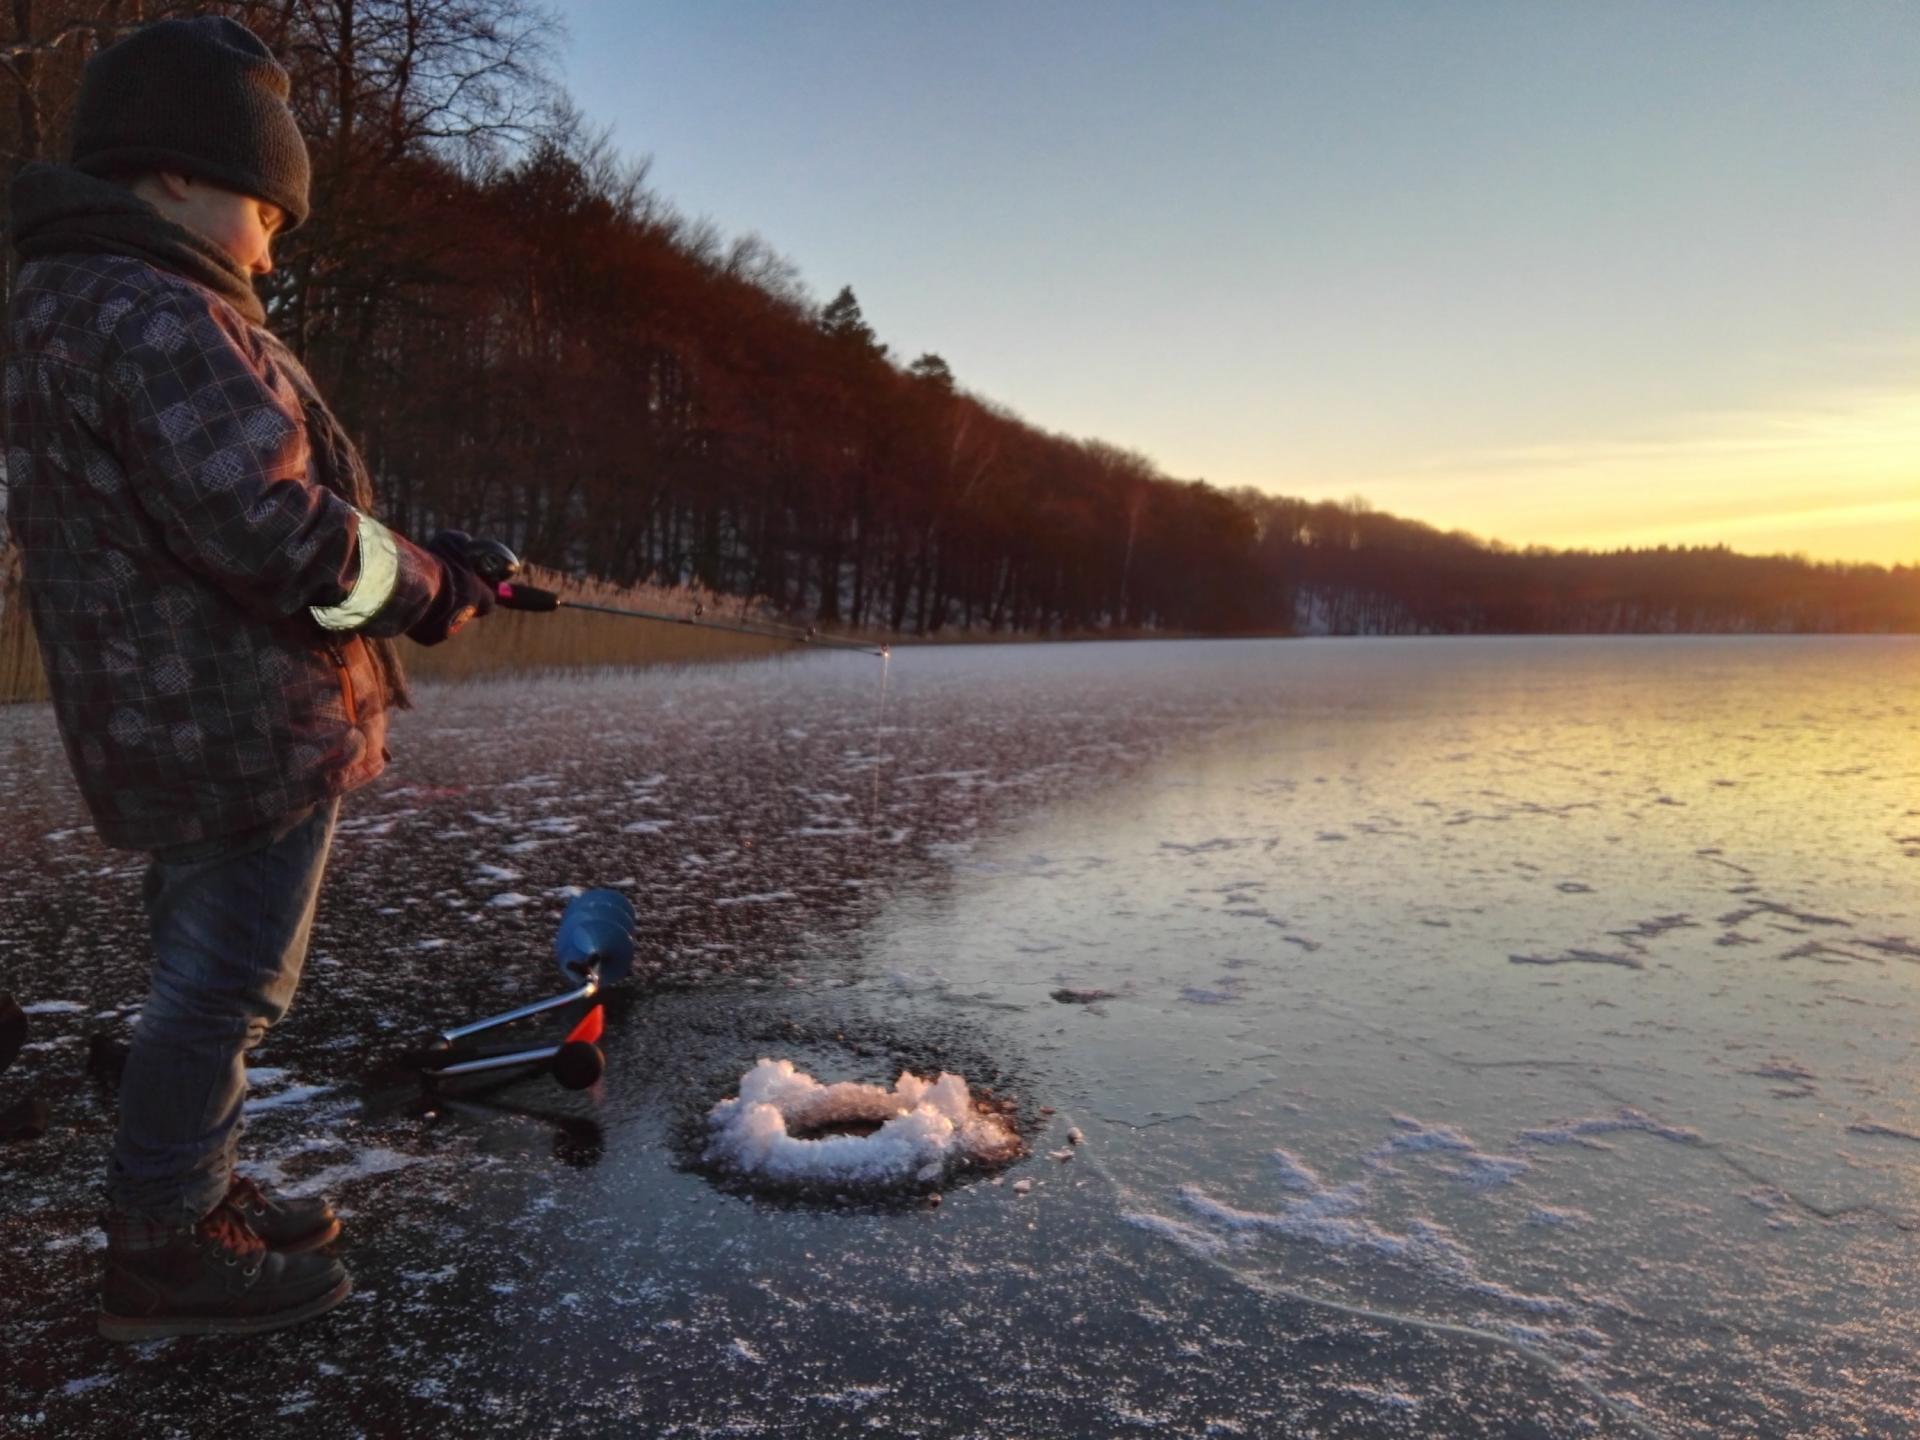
left=1, top=0, right=1914, bottom=637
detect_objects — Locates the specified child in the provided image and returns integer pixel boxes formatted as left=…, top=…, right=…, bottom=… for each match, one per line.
left=4, top=16, right=497, bottom=1340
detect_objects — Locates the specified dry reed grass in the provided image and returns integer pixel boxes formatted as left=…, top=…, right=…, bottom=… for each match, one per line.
left=399, top=565, right=804, bottom=682
left=0, top=549, right=884, bottom=705
left=0, top=547, right=48, bottom=704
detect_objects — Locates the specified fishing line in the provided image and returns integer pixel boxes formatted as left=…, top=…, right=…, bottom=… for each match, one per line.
left=460, top=540, right=891, bottom=658
left=863, top=648, right=894, bottom=847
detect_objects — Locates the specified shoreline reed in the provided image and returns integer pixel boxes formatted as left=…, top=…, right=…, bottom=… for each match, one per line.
left=0, top=553, right=892, bottom=705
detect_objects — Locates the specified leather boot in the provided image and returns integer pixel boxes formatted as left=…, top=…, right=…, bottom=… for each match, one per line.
left=99, top=1205, right=350, bottom=1342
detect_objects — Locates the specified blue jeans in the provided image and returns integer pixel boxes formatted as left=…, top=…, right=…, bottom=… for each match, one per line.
left=107, top=797, right=340, bottom=1224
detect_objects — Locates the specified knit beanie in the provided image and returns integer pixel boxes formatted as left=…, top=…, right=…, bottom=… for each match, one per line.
left=70, top=17, right=310, bottom=230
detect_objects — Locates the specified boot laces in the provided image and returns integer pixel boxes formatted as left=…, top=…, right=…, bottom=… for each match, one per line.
left=196, top=1204, right=267, bottom=1262
left=225, top=1173, right=271, bottom=1216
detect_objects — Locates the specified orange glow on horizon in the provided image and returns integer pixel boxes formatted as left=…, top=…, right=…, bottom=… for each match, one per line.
left=1275, top=384, right=1920, bottom=569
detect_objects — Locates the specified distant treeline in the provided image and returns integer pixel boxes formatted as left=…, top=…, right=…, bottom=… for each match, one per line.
left=1242, top=497, right=1919, bottom=634
left=2, top=0, right=1915, bottom=639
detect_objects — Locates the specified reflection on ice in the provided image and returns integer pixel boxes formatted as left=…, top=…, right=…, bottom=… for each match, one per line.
left=2, top=636, right=1918, bottom=1437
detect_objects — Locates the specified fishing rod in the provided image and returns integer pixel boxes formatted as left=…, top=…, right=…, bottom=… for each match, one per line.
left=459, top=539, right=891, bottom=658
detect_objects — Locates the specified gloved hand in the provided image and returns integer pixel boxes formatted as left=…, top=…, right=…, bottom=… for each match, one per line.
left=407, top=529, right=497, bottom=646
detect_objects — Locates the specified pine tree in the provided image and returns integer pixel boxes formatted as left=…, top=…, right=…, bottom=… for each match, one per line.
left=818, top=285, right=889, bottom=359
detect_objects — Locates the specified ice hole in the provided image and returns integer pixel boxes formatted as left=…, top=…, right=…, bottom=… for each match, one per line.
left=705, top=1058, right=1023, bottom=1190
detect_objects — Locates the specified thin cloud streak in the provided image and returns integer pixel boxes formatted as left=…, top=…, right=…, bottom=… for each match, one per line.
left=1358, top=384, right=1920, bottom=565
left=1409, top=388, right=1920, bottom=474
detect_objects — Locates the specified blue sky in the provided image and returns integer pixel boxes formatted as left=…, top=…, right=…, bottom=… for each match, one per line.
left=555, top=2, right=1919, bottom=564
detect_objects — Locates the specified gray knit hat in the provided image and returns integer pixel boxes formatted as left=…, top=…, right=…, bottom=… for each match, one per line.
left=70, top=17, right=310, bottom=230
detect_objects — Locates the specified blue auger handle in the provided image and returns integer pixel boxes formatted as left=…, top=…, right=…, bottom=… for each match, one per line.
left=554, top=888, right=637, bottom=984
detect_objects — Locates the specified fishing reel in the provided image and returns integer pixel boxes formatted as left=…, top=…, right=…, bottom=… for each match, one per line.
left=460, top=537, right=523, bottom=587
left=454, top=536, right=558, bottom=612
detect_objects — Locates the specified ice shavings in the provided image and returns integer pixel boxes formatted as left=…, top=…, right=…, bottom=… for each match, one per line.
left=704, top=1059, right=1022, bottom=1189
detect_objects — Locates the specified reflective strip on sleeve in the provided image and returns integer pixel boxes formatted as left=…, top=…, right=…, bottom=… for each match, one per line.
left=309, top=511, right=400, bottom=631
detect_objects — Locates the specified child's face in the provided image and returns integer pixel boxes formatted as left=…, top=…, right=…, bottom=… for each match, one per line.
left=167, top=178, right=287, bottom=276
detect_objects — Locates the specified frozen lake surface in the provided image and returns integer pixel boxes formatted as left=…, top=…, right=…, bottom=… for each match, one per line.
left=2, top=637, right=1917, bottom=1437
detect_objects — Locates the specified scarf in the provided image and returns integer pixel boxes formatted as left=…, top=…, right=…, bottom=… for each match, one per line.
left=8, top=163, right=411, bottom=708
left=9, top=161, right=267, bottom=323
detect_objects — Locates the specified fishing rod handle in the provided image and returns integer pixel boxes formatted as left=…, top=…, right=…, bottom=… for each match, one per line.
left=495, top=581, right=561, bottom=612
left=455, top=537, right=556, bottom=609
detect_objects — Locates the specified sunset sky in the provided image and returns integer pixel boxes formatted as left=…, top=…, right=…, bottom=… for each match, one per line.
left=557, top=2, right=1919, bottom=566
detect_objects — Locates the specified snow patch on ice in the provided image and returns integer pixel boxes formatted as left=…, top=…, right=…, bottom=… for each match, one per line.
left=244, top=1083, right=336, bottom=1114
left=1176, top=1176, right=1574, bottom=1316
left=487, top=891, right=533, bottom=908
left=1366, top=1115, right=1532, bottom=1187
left=1122, top=1211, right=1230, bottom=1257
left=282, top=1147, right=425, bottom=1197
left=1517, top=1108, right=1703, bottom=1151
left=19, top=999, right=84, bottom=1014
left=1155, top=1119, right=1577, bottom=1321
left=704, top=1058, right=1021, bottom=1189
left=1339, top=1384, right=1420, bottom=1413
left=1525, top=1204, right=1592, bottom=1229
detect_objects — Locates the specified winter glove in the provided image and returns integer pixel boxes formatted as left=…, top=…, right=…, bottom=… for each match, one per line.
left=407, top=529, right=497, bottom=646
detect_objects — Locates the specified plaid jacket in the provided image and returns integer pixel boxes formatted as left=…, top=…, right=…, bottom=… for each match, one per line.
left=3, top=253, right=442, bottom=850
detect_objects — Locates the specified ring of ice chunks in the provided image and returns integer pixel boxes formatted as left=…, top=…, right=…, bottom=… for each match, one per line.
left=704, top=1058, right=1024, bottom=1193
